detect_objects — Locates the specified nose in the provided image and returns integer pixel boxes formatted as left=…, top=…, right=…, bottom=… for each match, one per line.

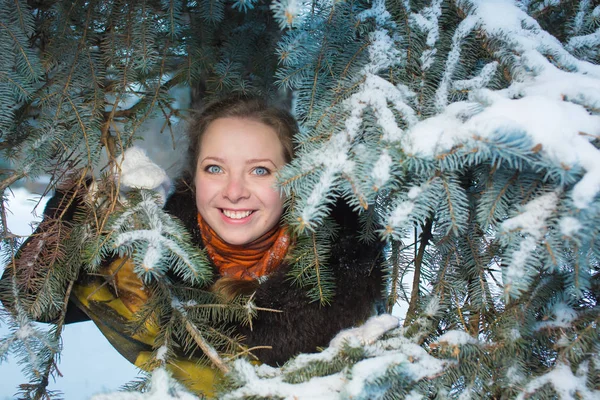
left=222, top=174, right=250, bottom=202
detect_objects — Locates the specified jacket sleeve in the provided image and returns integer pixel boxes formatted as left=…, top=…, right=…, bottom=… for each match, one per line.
left=0, top=181, right=91, bottom=323
left=238, top=200, right=386, bottom=367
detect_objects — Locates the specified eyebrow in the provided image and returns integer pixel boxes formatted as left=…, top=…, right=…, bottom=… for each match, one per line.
left=200, top=157, right=278, bottom=168
left=200, top=156, right=226, bottom=164
left=246, top=158, right=278, bottom=167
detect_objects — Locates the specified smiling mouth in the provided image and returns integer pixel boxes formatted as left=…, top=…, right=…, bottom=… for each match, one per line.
left=221, top=209, right=254, bottom=219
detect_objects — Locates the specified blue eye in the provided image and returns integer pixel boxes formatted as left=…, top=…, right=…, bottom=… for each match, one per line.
left=253, top=167, right=270, bottom=176
left=206, top=165, right=222, bottom=174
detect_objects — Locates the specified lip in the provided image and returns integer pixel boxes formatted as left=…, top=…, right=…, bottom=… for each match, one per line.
left=219, top=208, right=255, bottom=224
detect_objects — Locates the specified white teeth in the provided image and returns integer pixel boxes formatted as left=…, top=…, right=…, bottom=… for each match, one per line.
left=222, top=209, right=252, bottom=219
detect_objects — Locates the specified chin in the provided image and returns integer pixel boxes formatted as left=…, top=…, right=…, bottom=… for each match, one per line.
left=218, top=232, right=254, bottom=246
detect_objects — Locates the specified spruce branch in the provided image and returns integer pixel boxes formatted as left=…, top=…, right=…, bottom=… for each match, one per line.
left=29, top=279, right=75, bottom=400
left=101, top=95, right=122, bottom=164
left=386, top=239, right=401, bottom=313
left=405, top=217, right=433, bottom=325
left=178, top=310, right=231, bottom=374
left=0, top=20, right=38, bottom=80
left=308, top=40, right=326, bottom=120
left=311, top=231, right=325, bottom=305
left=0, top=170, right=26, bottom=193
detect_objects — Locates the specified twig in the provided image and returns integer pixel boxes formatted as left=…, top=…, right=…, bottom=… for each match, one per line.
left=228, top=345, right=273, bottom=362
left=386, top=239, right=400, bottom=313
left=0, top=171, right=26, bottom=193
left=32, top=279, right=76, bottom=400
left=183, top=318, right=231, bottom=374
left=404, top=217, right=433, bottom=326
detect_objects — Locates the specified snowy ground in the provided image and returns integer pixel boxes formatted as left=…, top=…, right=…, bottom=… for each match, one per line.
left=0, top=188, right=140, bottom=400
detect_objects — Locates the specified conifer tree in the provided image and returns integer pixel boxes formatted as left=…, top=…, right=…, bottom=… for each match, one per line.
left=1, top=0, right=599, bottom=398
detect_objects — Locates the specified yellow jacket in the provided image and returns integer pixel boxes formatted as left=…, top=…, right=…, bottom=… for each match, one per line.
left=71, top=257, right=221, bottom=397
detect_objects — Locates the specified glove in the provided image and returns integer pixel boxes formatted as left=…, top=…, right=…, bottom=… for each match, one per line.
left=117, top=147, right=172, bottom=206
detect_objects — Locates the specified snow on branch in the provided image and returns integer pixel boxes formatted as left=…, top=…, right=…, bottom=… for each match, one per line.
left=501, top=191, right=559, bottom=293
left=435, top=15, right=480, bottom=111
left=463, top=0, right=600, bottom=95
left=411, top=0, right=443, bottom=72
left=295, top=0, right=417, bottom=227
left=91, top=368, right=197, bottom=400
left=270, top=0, right=312, bottom=30
left=453, top=61, right=499, bottom=91
left=223, top=315, right=448, bottom=399
left=567, top=28, right=600, bottom=54
left=405, top=94, right=600, bottom=209
left=571, top=0, right=592, bottom=36
left=90, top=190, right=212, bottom=285
left=516, top=362, right=600, bottom=400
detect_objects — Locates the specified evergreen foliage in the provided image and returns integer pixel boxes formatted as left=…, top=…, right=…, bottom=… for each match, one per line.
left=1, top=0, right=599, bottom=398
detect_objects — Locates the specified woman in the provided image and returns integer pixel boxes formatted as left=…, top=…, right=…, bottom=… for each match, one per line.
left=1, top=95, right=385, bottom=396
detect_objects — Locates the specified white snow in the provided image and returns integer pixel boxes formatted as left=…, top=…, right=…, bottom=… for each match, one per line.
left=386, top=183, right=426, bottom=229
left=412, top=0, right=443, bottom=72
left=535, top=302, right=578, bottom=331
left=388, top=201, right=415, bottom=228
left=405, top=390, right=425, bottom=400
left=91, top=368, right=197, bottom=400
left=156, top=345, right=168, bottom=362
left=502, top=192, right=558, bottom=238
left=516, top=362, right=600, bottom=400
left=407, top=186, right=422, bottom=200
left=407, top=95, right=600, bottom=209
left=225, top=322, right=447, bottom=400
left=424, top=295, right=440, bottom=317
left=572, top=0, right=591, bottom=35
left=343, top=353, right=411, bottom=397
left=224, top=359, right=346, bottom=400
left=270, top=0, right=311, bottom=30
left=435, top=15, right=480, bottom=111
left=568, top=29, right=600, bottom=51
left=372, top=150, right=393, bottom=190
left=559, top=217, right=582, bottom=237
left=358, top=0, right=392, bottom=26
left=362, top=29, right=401, bottom=75
left=502, top=192, right=558, bottom=285
left=505, top=236, right=537, bottom=281
left=469, top=97, right=600, bottom=209
left=15, top=324, right=36, bottom=340
left=453, top=62, right=499, bottom=91
left=300, top=0, right=411, bottom=225
left=329, top=314, right=399, bottom=348
left=436, top=330, right=477, bottom=345
left=412, top=0, right=443, bottom=47
left=506, top=365, right=525, bottom=385
left=405, top=111, right=466, bottom=157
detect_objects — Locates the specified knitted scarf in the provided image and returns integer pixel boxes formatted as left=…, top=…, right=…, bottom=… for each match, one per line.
left=197, top=213, right=291, bottom=281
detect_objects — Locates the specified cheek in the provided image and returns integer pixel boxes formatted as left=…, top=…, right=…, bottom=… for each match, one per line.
left=195, top=176, right=216, bottom=211
left=260, top=184, right=284, bottom=219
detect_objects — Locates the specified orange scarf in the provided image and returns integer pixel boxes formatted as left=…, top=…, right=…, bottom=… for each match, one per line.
left=197, top=213, right=291, bottom=281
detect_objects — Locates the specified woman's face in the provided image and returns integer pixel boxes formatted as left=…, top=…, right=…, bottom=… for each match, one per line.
left=195, top=117, right=286, bottom=246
